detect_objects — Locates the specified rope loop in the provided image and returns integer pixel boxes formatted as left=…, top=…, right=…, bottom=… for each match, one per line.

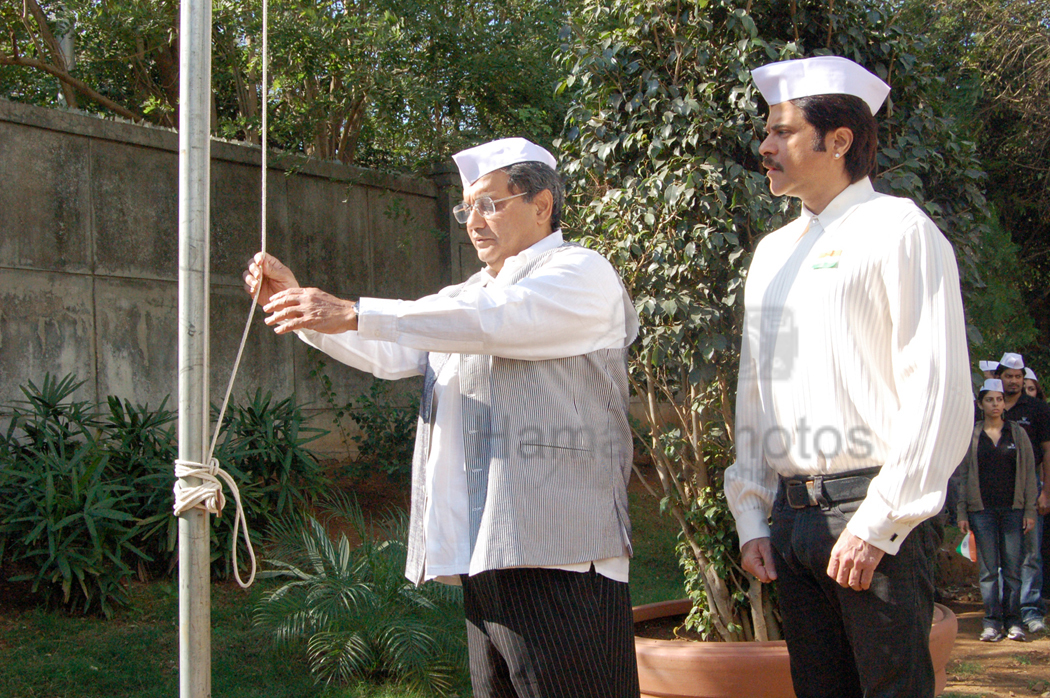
left=173, top=458, right=257, bottom=588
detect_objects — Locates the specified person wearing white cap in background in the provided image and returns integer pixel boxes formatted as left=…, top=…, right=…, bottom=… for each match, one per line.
left=724, top=55, right=972, bottom=697
left=244, top=137, right=641, bottom=698
left=953, top=378, right=1038, bottom=642
left=1025, top=367, right=1045, bottom=400
left=994, top=352, right=1050, bottom=634
left=981, top=360, right=1000, bottom=380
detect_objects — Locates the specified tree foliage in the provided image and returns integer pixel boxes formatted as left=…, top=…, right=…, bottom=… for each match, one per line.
left=0, top=0, right=573, bottom=171
left=557, top=0, right=995, bottom=641
left=905, top=0, right=1047, bottom=364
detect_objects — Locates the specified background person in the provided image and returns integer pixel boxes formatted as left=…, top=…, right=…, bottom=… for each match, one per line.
left=954, top=379, right=1038, bottom=642
left=981, top=360, right=1000, bottom=380
left=996, top=352, right=1050, bottom=634
left=244, top=137, right=641, bottom=698
left=725, top=55, right=971, bottom=698
left=1026, top=367, right=1044, bottom=400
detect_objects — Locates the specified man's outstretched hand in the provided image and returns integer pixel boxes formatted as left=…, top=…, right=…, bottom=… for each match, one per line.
left=243, top=252, right=300, bottom=306
left=243, top=252, right=358, bottom=335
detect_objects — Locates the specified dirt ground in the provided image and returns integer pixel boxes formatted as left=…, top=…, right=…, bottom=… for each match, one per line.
left=942, top=594, right=1050, bottom=697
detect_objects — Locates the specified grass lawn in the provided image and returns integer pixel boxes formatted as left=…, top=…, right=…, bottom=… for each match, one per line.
left=0, top=485, right=683, bottom=698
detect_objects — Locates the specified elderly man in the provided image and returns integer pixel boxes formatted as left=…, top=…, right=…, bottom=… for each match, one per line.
left=244, top=138, right=640, bottom=698
left=724, top=56, right=972, bottom=697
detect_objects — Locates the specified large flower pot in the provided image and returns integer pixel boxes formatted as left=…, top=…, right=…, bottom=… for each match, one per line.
left=634, top=599, right=958, bottom=698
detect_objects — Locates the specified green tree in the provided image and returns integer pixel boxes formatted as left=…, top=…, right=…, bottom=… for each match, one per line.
left=557, top=0, right=994, bottom=641
left=0, top=0, right=574, bottom=171
left=901, top=0, right=1045, bottom=365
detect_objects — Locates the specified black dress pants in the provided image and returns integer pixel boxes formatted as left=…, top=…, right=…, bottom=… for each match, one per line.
left=769, top=488, right=937, bottom=698
left=461, top=566, right=640, bottom=698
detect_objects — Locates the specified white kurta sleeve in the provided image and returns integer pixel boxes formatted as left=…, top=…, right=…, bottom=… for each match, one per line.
left=356, top=248, right=632, bottom=359
left=724, top=275, right=780, bottom=547
left=296, top=329, right=427, bottom=380
left=846, top=213, right=972, bottom=554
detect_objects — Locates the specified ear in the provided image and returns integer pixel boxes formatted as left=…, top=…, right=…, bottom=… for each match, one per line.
left=531, top=189, right=554, bottom=227
left=829, top=126, right=854, bottom=160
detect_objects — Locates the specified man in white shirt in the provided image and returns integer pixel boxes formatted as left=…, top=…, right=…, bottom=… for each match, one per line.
left=724, top=57, right=972, bottom=697
left=244, top=138, right=640, bottom=698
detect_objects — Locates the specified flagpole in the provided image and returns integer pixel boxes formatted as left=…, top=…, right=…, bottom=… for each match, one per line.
left=176, top=0, right=213, bottom=691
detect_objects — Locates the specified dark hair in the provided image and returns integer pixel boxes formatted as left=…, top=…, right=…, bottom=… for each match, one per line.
left=500, top=161, right=564, bottom=232
left=1030, top=379, right=1046, bottom=401
left=994, top=364, right=1025, bottom=377
left=791, top=94, right=879, bottom=183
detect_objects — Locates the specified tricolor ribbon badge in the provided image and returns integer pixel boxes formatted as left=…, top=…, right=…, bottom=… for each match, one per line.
left=812, top=249, right=842, bottom=269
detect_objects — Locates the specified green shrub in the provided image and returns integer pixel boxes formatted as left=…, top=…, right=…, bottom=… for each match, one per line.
left=97, top=396, right=178, bottom=578
left=255, top=496, right=467, bottom=696
left=348, top=380, right=418, bottom=480
left=0, top=374, right=145, bottom=616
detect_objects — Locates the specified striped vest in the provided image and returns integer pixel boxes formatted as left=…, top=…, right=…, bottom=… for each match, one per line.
left=404, top=242, right=638, bottom=584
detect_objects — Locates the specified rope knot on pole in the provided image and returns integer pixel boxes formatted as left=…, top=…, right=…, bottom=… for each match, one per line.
left=174, top=458, right=226, bottom=515
left=173, top=458, right=257, bottom=587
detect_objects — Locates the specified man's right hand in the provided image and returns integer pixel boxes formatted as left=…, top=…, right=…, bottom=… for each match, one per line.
left=243, top=252, right=300, bottom=306
left=741, top=537, right=777, bottom=584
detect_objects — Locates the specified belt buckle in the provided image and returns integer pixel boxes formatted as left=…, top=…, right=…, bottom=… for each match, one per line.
left=805, top=480, right=819, bottom=506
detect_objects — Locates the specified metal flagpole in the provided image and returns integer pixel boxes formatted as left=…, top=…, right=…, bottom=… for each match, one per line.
left=177, top=0, right=212, bottom=690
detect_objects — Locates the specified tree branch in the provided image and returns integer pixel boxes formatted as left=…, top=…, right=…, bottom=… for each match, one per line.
left=22, top=0, right=77, bottom=107
left=0, top=54, right=143, bottom=122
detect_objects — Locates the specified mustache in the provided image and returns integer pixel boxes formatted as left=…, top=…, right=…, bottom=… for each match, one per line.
left=762, top=158, right=782, bottom=171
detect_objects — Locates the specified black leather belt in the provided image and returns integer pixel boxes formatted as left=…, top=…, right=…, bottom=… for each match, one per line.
left=782, top=467, right=881, bottom=509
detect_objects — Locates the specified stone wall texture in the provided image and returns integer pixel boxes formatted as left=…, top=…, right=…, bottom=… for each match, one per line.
left=0, top=99, right=477, bottom=454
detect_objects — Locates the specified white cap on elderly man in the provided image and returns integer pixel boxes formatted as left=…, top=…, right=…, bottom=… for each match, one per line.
left=979, top=360, right=1000, bottom=372
left=999, top=352, right=1025, bottom=370
left=1026, top=367, right=1039, bottom=381
left=981, top=379, right=1005, bottom=394
left=452, top=138, right=557, bottom=189
left=751, top=56, right=891, bottom=116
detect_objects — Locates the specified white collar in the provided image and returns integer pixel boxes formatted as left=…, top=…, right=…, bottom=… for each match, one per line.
left=800, top=178, right=877, bottom=230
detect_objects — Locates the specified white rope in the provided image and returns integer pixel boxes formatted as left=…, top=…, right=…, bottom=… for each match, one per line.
left=172, top=0, right=269, bottom=590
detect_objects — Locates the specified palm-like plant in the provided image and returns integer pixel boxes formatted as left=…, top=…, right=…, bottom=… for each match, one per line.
left=254, top=496, right=468, bottom=696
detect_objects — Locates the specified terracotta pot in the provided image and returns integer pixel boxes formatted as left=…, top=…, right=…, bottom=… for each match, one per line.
left=634, top=599, right=958, bottom=698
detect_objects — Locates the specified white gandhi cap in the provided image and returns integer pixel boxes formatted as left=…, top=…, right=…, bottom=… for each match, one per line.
left=1026, top=367, right=1039, bottom=381
left=979, top=360, right=1000, bottom=372
left=751, top=56, right=891, bottom=116
left=452, top=137, right=557, bottom=189
left=981, top=378, right=1005, bottom=394
left=998, top=352, right=1025, bottom=370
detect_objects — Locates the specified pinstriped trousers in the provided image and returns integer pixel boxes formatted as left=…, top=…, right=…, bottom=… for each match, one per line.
left=461, top=566, right=640, bottom=698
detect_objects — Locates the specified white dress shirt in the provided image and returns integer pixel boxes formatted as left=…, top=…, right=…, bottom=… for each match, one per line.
left=724, top=178, right=972, bottom=555
left=298, top=231, right=631, bottom=581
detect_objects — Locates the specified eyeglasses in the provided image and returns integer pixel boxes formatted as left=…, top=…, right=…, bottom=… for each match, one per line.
left=453, top=192, right=527, bottom=223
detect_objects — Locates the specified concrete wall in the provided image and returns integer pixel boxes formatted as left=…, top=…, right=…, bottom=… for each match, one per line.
left=0, top=99, right=478, bottom=454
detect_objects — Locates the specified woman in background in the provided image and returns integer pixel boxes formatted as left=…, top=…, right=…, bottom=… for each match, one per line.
left=955, top=378, right=1038, bottom=642
left=1025, top=368, right=1045, bottom=400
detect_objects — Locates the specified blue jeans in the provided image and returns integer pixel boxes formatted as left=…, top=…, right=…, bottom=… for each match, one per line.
left=770, top=489, right=937, bottom=698
left=970, top=508, right=1025, bottom=630
left=1021, top=510, right=1045, bottom=623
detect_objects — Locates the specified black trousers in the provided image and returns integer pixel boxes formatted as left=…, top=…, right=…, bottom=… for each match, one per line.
left=770, top=488, right=937, bottom=698
left=461, top=566, right=640, bottom=698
